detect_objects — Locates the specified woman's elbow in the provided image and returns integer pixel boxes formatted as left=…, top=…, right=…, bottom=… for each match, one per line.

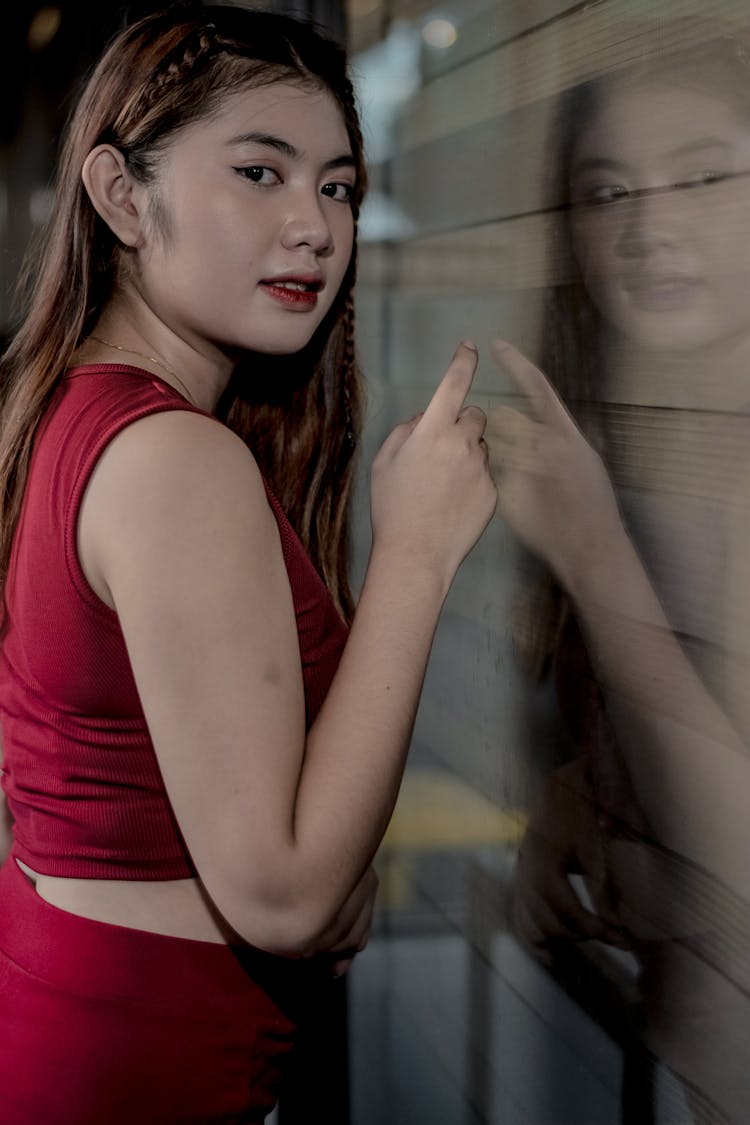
left=234, top=883, right=353, bottom=958
left=234, top=903, right=344, bottom=957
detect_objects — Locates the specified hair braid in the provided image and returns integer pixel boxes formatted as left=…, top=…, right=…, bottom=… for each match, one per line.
left=148, top=25, right=224, bottom=101
left=336, top=71, right=366, bottom=453
left=341, top=286, right=357, bottom=444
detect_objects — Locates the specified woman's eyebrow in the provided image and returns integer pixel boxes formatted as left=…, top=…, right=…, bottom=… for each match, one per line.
left=227, top=131, right=355, bottom=171
left=668, top=138, right=733, bottom=158
left=573, top=139, right=735, bottom=178
left=228, top=131, right=297, bottom=156
left=571, top=157, right=629, bottom=177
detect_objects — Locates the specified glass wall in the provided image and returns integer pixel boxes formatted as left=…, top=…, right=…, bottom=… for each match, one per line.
left=346, top=2, right=750, bottom=1123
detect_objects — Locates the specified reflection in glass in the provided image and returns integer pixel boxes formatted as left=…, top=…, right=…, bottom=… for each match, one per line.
left=511, top=36, right=750, bottom=1125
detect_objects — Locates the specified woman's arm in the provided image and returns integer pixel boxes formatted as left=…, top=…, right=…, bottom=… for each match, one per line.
left=81, top=345, right=496, bottom=955
left=488, top=342, right=750, bottom=904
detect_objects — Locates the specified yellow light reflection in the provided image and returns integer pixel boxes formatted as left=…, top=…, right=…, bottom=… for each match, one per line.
left=28, top=7, right=62, bottom=53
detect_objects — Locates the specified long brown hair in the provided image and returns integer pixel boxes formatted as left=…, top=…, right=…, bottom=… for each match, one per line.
left=518, top=30, right=750, bottom=679
left=0, top=2, right=367, bottom=620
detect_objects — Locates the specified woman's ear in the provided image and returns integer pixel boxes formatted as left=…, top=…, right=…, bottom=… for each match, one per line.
left=81, top=145, right=146, bottom=247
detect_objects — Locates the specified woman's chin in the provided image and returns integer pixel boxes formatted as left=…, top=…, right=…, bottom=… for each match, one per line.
left=602, top=298, right=743, bottom=354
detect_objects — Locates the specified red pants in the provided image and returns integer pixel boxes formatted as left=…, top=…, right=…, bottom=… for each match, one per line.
left=0, top=853, right=324, bottom=1124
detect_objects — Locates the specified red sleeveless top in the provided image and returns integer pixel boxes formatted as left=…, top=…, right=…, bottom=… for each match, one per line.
left=0, top=364, right=348, bottom=879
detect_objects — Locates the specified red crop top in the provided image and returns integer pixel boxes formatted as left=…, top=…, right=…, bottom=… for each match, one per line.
left=0, top=364, right=348, bottom=879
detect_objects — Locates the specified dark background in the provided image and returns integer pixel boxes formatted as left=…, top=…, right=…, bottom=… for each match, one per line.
left=2, top=0, right=346, bottom=145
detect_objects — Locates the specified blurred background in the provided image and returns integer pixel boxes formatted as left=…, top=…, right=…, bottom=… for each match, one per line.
left=7, top=2, right=750, bottom=1123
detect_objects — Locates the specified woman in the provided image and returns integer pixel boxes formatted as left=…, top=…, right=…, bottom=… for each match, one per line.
left=0, top=6, right=497, bottom=1123
left=494, top=34, right=750, bottom=1124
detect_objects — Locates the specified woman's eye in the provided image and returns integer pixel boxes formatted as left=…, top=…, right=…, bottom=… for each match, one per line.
left=321, top=181, right=354, bottom=203
left=577, top=183, right=631, bottom=206
left=679, top=169, right=730, bottom=189
left=235, top=166, right=281, bottom=185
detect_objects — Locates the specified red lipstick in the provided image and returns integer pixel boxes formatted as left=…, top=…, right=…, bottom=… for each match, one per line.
left=259, top=273, right=323, bottom=311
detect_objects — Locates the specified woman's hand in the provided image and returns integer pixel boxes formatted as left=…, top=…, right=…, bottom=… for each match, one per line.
left=513, top=759, right=629, bottom=965
left=486, top=342, right=622, bottom=586
left=371, top=342, right=497, bottom=591
left=303, top=865, right=379, bottom=977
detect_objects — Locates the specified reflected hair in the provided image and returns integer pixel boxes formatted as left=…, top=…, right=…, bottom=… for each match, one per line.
left=519, top=30, right=750, bottom=678
left=0, top=2, right=368, bottom=620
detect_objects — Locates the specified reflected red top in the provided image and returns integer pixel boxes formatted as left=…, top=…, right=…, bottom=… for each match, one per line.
left=0, top=364, right=348, bottom=879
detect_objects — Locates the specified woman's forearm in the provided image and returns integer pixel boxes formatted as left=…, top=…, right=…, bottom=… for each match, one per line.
left=290, top=546, right=448, bottom=923
left=487, top=342, right=750, bottom=902
left=233, top=546, right=451, bottom=953
left=265, top=348, right=496, bottom=942
left=564, top=524, right=750, bottom=898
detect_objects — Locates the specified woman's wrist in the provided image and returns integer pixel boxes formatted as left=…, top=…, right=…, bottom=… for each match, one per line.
left=555, top=509, right=635, bottom=608
left=366, top=537, right=456, bottom=608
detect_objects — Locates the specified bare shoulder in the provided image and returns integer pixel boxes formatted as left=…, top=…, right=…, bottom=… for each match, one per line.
left=88, top=408, right=266, bottom=511
left=79, top=409, right=275, bottom=606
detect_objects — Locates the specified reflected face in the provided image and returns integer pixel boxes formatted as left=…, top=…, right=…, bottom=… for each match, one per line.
left=569, top=82, right=750, bottom=351
left=139, top=81, right=356, bottom=356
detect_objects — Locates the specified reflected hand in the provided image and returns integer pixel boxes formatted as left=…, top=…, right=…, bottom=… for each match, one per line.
left=513, top=759, right=629, bottom=964
left=487, top=342, right=621, bottom=586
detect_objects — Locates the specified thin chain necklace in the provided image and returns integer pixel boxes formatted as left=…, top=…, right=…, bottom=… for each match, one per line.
left=87, top=334, right=199, bottom=408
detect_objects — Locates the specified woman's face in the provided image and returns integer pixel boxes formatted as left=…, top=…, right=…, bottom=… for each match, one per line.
left=135, top=80, right=356, bottom=356
left=569, top=80, right=750, bottom=352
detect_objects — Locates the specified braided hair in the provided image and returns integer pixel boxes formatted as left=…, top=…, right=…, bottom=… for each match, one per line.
left=0, top=3, right=368, bottom=619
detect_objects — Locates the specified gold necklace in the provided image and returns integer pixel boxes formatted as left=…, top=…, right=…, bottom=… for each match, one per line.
left=87, top=334, right=199, bottom=407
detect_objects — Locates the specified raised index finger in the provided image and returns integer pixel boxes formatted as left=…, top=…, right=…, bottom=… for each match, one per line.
left=418, top=341, right=479, bottom=431
left=491, top=340, right=572, bottom=427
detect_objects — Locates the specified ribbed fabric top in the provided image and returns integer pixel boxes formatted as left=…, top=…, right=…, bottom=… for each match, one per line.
left=0, top=364, right=348, bottom=879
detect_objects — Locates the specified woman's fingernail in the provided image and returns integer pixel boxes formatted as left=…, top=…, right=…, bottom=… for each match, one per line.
left=460, top=339, right=478, bottom=352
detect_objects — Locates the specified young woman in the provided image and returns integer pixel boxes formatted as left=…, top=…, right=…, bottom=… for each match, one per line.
left=492, top=34, right=750, bottom=1124
left=0, top=6, right=497, bottom=1123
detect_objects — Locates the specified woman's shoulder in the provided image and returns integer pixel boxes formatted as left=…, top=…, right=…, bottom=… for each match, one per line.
left=58, top=362, right=251, bottom=464
left=81, top=392, right=265, bottom=514
left=63, top=364, right=271, bottom=567
left=37, top=364, right=263, bottom=522
left=76, top=386, right=277, bottom=615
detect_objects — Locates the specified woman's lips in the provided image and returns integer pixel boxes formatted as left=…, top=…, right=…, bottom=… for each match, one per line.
left=260, top=274, right=323, bottom=306
left=259, top=281, right=320, bottom=310
left=622, top=275, right=703, bottom=311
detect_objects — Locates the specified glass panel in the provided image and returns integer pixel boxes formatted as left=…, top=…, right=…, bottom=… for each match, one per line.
left=348, top=3, right=750, bottom=1122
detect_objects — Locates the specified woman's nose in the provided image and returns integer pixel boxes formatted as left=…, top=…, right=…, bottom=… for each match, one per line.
left=615, top=186, right=683, bottom=259
left=280, top=193, right=334, bottom=256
